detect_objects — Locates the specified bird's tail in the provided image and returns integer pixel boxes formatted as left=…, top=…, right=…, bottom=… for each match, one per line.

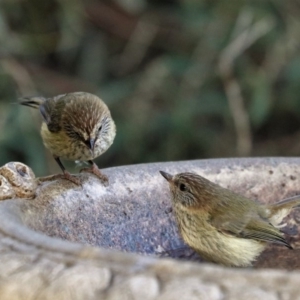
left=19, top=96, right=46, bottom=109
left=267, top=195, right=300, bottom=226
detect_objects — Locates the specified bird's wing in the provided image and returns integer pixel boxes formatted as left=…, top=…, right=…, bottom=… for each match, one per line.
left=210, top=210, right=251, bottom=236
left=39, top=97, right=66, bottom=132
left=211, top=211, right=292, bottom=248
left=239, top=218, right=292, bottom=248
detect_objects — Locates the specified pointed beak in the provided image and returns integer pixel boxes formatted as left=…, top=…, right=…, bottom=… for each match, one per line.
left=86, top=138, right=95, bottom=151
left=159, top=171, right=173, bottom=182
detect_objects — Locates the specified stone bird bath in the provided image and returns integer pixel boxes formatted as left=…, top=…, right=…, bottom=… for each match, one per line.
left=0, top=158, right=300, bottom=299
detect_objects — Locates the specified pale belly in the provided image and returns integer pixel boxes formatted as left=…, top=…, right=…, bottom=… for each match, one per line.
left=40, top=124, right=96, bottom=161
left=178, top=215, right=265, bottom=267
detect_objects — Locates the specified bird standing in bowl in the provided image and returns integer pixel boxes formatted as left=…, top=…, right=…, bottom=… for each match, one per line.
left=160, top=171, right=300, bottom=267
left=20, top=92, right=116, bottom=186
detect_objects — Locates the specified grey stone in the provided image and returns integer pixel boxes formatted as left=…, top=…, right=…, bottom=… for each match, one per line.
left=0, top=158, right=299, bottom=299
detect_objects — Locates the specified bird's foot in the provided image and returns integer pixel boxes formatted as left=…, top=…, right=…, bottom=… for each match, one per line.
left=37, top=171, right=81, bottom=186
left=80, top=163, right=109, bottom=186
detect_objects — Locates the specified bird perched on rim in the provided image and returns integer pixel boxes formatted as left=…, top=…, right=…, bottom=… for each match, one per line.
left=20, top=92, right=116, bottom=185
left=160, top=171, right=300, bottom=267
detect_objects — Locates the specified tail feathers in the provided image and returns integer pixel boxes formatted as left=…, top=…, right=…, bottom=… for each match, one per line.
left=19, top=96, right=46, bottom=109
left=267, top=195, right=300, bottom=226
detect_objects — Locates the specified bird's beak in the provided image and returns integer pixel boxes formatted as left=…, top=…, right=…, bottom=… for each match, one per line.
left=159, top=171, right=173, bottom=182
left=88, top=138, right=95, bottom=151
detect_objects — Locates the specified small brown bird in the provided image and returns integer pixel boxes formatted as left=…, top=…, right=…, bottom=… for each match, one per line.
left=160, top=171, right=300, bottom=267
left=20, top=92, right=116, bottom=185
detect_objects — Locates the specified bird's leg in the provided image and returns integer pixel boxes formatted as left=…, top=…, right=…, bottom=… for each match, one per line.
left=37, top=156, right=81, bottom=185
left=80, top=160, right=109, bottom=186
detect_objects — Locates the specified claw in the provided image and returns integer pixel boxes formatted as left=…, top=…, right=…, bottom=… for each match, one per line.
left=37, top=171, right=81, bottom=186
left=80, top=163, right=109, bottom=186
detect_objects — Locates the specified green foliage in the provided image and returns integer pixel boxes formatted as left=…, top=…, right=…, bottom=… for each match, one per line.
left=1, top=0, right=300, bottom=176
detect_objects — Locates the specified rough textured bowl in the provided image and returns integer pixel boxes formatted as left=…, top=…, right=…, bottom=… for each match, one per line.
left=0, top=157, right=300, bottom=299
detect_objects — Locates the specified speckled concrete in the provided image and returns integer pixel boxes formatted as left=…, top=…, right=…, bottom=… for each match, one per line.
left=3, top=157, right=300, bottom=269
left=1, top=158, right=300, bottom=299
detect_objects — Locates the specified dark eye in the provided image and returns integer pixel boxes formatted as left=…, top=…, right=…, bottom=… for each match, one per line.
left=98, top=125, right=102, bottom=132
left=73, top=131, right=82, bottom=140
left=179, top=183, right=187, bottom=191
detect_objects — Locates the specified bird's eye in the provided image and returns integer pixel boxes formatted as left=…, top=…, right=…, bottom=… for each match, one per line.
left=179, top=183, right=187, bottom=191
left=73, top=131, right=82, bottom=140
left=98, top=125, right=102, bottom=132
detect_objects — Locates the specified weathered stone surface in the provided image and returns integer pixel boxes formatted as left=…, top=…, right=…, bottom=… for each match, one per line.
left=0, top=162, right=36, bottom=200
left=107, top=275, right=160, bottom=300
left=0, top=158, right=300, bottom=299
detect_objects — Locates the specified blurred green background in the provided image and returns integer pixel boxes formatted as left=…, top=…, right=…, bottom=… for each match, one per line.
left=1, top=0, right=300, bottom=176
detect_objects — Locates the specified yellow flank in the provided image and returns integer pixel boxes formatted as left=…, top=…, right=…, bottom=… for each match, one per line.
left=41, top=122, right=94, bottom=161
left=177, top=211, right=265, bottom=267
